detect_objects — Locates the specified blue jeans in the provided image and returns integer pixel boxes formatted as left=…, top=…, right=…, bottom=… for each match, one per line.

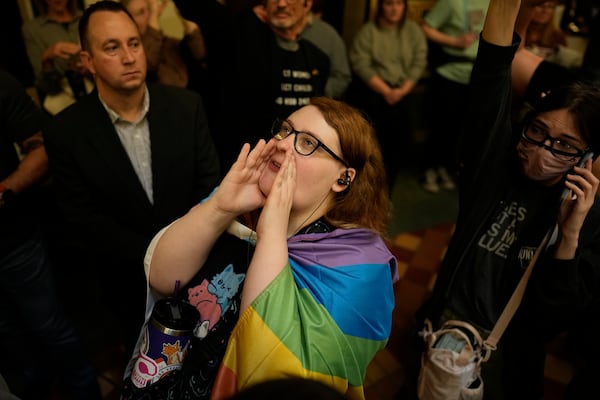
left=0, top=230, right=101, bottom=400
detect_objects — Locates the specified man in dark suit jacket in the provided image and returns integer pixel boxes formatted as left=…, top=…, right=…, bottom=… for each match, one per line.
left=43, top=0, right=220, bottom=359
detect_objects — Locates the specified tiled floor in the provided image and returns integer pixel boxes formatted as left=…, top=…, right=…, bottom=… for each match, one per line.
left=364, top=223, right=455, bottom=400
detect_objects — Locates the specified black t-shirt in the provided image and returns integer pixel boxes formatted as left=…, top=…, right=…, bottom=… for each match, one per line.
left=185, top=2, right=330, bottom=173
left=176, top=232, right=253, bottom=399
left=271, top=38, right=329, bottom=120
left=450, top=179, right=561, bottom=330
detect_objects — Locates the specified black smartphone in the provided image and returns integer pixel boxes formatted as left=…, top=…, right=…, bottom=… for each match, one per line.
left=560, top=151, right=595, bottom=203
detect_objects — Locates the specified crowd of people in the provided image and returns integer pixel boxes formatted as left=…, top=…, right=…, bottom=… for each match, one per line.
left=1, top=0, right=599, bottom=399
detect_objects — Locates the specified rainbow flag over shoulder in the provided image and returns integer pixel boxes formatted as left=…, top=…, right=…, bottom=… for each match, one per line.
left=210, top=228, right=398, bottom=400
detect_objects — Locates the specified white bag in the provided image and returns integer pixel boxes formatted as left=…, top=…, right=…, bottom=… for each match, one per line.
left=417, top=319, right=486, bottom=400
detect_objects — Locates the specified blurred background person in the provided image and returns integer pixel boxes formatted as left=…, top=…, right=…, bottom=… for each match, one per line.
left=525, top=0, right=583, bottom=68
left=560, top=0, right=597, bottom=37
left=298, top=9, right=351, bottom=100
left=22, top=0, right=94, bottom=115
left=348, top=0, right=428, bottom=191
left=251, top=0, right=351, bottom=100
left=419, top=0, right=490, bottom=194
left=173, top=0, right=330, bottom=174
left=121, top=0, right=208, bottom=94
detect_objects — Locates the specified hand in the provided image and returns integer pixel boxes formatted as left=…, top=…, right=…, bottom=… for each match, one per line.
left=556, top=158, right=599, bottom=253
left=239, top=146, right=294, bottom=312
left=181, top=17, right=200, bottom=35
left=149, top=0, right=169, bottom=18
left=212, top=139, right=276, bottom=216
left=148, top=0, right=169, bottom=29
left=67, top=52, right=89, bottom=75
left=48, top=41, right=81, bottom=61
left=383, top=87, right=406, bottom=105
left=455, top=32, right=477, bottom=48
left=256, top=148, right=296, bottom=239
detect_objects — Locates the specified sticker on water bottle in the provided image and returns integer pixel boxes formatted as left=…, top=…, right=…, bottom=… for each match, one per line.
left=130, top=298, right=198, bottom=388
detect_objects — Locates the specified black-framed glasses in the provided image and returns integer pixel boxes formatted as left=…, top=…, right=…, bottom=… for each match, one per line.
left=267, top=0, right=300, bottom=3
left=521, top=122, right=588, bottom=161
left=271, top=118, right=350, bottom=168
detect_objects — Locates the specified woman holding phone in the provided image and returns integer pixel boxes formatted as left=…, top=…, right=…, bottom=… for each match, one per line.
left=413, top=1, right=600, bottom=399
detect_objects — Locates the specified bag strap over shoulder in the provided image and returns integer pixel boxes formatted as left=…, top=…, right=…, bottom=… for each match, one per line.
left=420, top=226, right=553, bottom=364
left=484, top=229, right=552, bottom=355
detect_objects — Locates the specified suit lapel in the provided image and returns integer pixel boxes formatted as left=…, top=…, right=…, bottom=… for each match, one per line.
left=147, top=86, right=178, bottom=208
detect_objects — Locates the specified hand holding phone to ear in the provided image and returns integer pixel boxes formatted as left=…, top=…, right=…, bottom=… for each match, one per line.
left=559, top=152, right=595, bottom=203
left=555, top=152, right=598, bottom=260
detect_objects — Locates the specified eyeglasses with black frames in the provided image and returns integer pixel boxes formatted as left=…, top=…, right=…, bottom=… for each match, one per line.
left=267, top=0, right=300, bottom=4
left=521, top=121, right=589, bottom=161
left=271, top=118, right=350, bottom=168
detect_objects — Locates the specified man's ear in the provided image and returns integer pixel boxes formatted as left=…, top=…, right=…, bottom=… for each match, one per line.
left=253, top=4, right=267, bottom=22
left=80, top=51, right=95, bottom=75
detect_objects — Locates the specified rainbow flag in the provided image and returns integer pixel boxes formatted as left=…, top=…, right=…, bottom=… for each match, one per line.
left=210, top=228, right=398, bottom=400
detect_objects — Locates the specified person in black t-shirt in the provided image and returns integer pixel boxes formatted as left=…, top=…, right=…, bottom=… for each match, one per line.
left=410, top=2, right=600, bottom=400
left=173, top=0, right=330, bottom=174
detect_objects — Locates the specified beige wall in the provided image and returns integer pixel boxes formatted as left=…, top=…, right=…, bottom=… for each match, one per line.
left=17, top=0, right=35, bottom=21
left=342, top=0, right=368, bottom=47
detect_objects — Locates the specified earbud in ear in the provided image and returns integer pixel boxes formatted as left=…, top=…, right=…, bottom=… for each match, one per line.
left=337, top=171, right=351, bottom=186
